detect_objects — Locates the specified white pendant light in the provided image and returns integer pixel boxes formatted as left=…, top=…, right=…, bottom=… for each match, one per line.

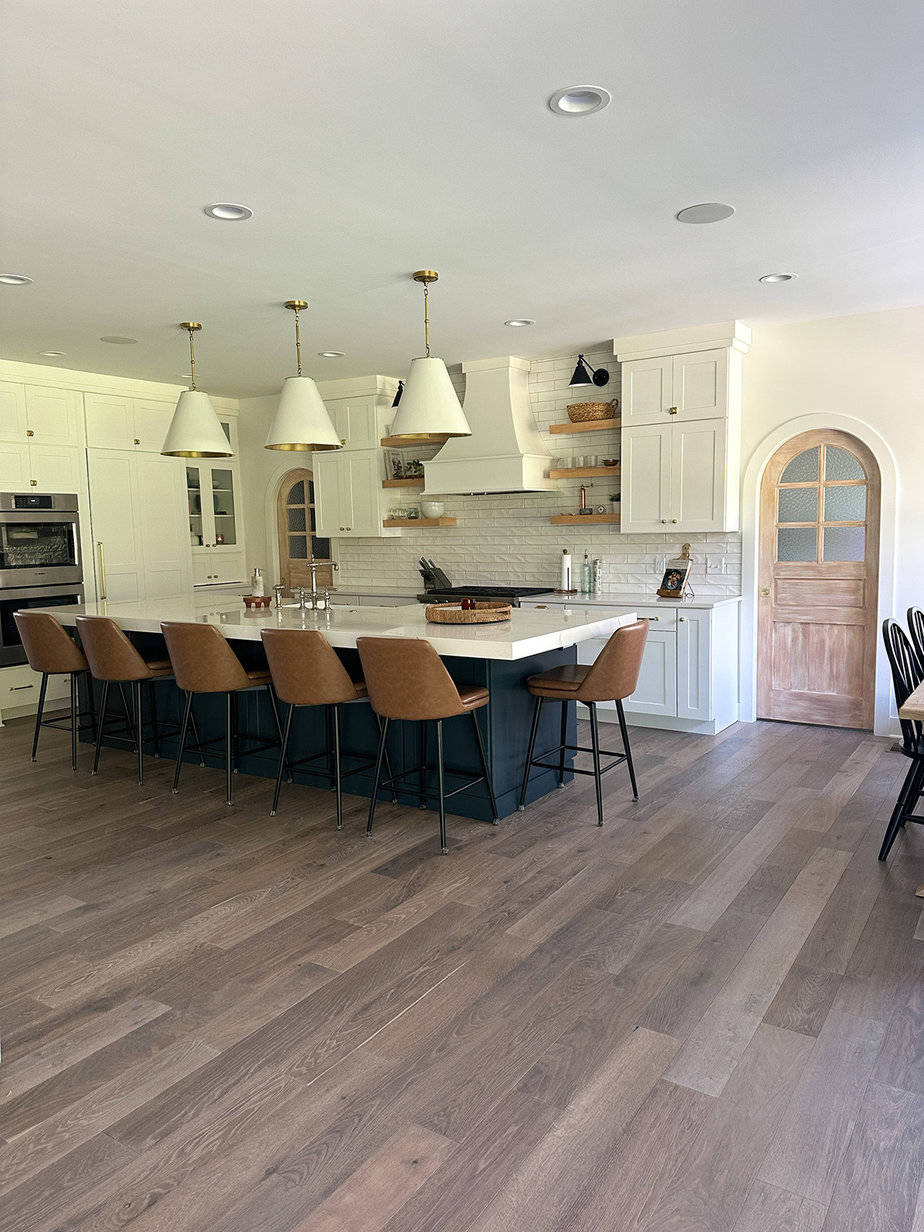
left=265, top=300, right=341, bottom=451
left=161, top=322, right=233, bottom=457
left=389, top=270, right=471, bottom=443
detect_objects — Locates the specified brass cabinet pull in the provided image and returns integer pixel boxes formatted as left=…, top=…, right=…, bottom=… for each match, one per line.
left=97, top=540, right=107, bottom=599
left=29, top=479, right=37, bottom=487
left=10, top=683, right=35, bottom=690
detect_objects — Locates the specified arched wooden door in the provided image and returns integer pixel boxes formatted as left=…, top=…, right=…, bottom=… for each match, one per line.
left=758, top=430, right=880, bottom=728
left=276, top=469, right=333, bottom=591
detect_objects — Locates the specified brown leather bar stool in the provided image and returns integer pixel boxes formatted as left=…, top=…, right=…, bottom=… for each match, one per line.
left=14, top=610, right=93, bottom=771
left=357, top=636, right=499, bottom=854
left=519, top=619, right=649, bottom=826
left=161, top=621, right=285, bottom=807
left=76, top=615, right=174, bottom=784
left=261, top=628, right=395, bottom=825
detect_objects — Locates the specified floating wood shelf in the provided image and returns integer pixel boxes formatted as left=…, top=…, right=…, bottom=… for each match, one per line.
left=548, top=465, right=620, bottom=479
left=382, top=517, right=457, bottom=528
left=382, top=477, right=425, bottom=488
left=549, top=514, right=620, bottom=525
left=380, top=435, right=444, bottom=449
left=549, top=418, right=621, bottom=435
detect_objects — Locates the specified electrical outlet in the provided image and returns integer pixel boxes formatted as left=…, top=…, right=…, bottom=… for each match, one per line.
left=655, top=554, right=667, bottom=572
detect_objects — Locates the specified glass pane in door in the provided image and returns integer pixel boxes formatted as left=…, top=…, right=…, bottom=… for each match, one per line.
left=825, top=446, right=865, bottom=481
left=777, top=527, right=817, bottom=561
left=778, top=487, right=818, bottom=522
left=211, top=468, right=236, bottom=545
left=186, top=465, right=203, bottom=544
left=780, top=448, right=819, bottom=483
left=824, top=485, right=866, bottom=522
left=287, top=507, right=306, bottom=532
left=823, top=526, right=865, bottom=561
left=288, top=534, right=308, bottom=559
left=0, top=522, right=78, bottom=569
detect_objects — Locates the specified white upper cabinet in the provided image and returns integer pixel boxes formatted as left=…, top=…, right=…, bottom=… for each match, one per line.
left=614, top=322, right=749, bottom=534
left=0, top=383, right=28, bottom=441
left=85, top=392, right=193, bottom=453
left=314, top=448, right=398, bottom=538
left=326, top=396, right=379, bottom=451
left=620, top=348, right=727, bottom=426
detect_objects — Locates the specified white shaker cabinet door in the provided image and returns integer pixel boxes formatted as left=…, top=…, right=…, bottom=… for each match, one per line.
left=312, top=452, right=344, bottom=536
left=24, top=387, right=83, bottom=447
left=29, top=444, right=86, bottom=495
left=0, top=383, right=28, bottom=442
left=133, top=400, right=175, bottom=452
left=0, top=442, right=29, bottom=490
left=622, top=629, right=678, bottom=717
left=86, top=450, right=145, bottom=602
left=671, top=349, right=726, bottom=422
left=135, top=455, right=192, bottom=596
left=343, top=452, right=382, bottom=536
left=620, top=357, right=672, bottom=426
left=676, top=610, right=711, bottom=720
left=84, top=393, right=134, bottom=450
left=670, top=417, right=726, bottom=531
left=620, top=424, right=671, bottom=533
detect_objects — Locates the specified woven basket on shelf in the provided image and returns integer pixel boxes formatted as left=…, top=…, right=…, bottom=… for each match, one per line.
left=425, top=601, right=512, bottom=625
left=566, top=398, right=619, bottom=423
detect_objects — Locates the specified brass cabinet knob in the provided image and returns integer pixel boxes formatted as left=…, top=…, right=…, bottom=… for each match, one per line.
left=340, top=438, right=347, bottom=445
left=678, top=616, right=686, bottom=622
left=672, top=518, right=678, bottom=523
left=667, top=406, right=678, bottom=415
left=661, top=518, right=668, bottom=524
left=133, top=438, right=141, bottom=445
left=29, top=478, right=37, bottom=486
left=26, top=428, right=34, bottom=437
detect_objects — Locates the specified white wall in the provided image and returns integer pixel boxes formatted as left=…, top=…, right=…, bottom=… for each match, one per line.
left=738, top=305, right=924, bottom=734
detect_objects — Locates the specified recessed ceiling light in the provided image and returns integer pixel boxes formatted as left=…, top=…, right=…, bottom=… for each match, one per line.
left=318, top=350, right=345, bottom=358
left=100, top=335, right=138, bottom=344
left=0, top=273, right=33, bottom=285
left=547, top=86, right=611, bottom=117
left=759, top=272, right=798, bottom=284
left=505, top=319, right=535, bottom=327
left=203, top=203, right=253, bottom=221
left=676, top=203, right=735, bottom=224
left=38, top=350, right=65, bottom=357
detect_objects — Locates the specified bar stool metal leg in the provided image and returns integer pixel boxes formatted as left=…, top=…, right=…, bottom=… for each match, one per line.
left=615, top=699, right=638, bottom=801
left=558, top=699, right=568, bottom=788
left=518, top=695, right=543, bottom=810
left=332, top=703, right=343, bottom=830
left=133, top=680, right=144, bottom=785
left=436, top=718, right=448, bottom=854
left=418, top=719, right=428, bottom=808
left=471, top=710, right=499, bottom=823
left=225, top=693, right=234, bottom=806
left=589, top=702, right=604, bottom=826
left=69, top=673, right=78, bottom=771
left=31, top=673, right=48, bottom=762
left=148, top=681, right=161, bottom=757
left=271, top=703, right=295, bottom=817
left=366, top=716, right=389, bottom=835
left=173, top=690, right=193, bottom=793
left=92, top=680, right=110, bottom=775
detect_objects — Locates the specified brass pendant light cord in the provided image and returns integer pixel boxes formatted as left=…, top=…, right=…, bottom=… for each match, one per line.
left=423, top=282, right=431, bottom=358
left=293, top=304, right=303, bottom=376
left=187, top=327, right=197, bottom=390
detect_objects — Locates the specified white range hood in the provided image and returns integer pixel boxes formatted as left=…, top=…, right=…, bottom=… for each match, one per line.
left=423, top=356, right=555, bottom=495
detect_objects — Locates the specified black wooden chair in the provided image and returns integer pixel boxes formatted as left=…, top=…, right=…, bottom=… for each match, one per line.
left=879, top=618, right=924, bottom=861
left=908, top=606, right=924, bottom=669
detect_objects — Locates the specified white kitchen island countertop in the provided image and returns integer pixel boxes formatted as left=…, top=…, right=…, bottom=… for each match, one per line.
left=38, top=597, right=639, bottom=662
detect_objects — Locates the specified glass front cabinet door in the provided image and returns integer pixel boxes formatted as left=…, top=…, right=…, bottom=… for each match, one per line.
left=186, top=463, right=239, bottom=550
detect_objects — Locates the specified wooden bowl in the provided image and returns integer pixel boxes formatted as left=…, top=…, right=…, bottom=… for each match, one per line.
left=243, top=594, right=271, bottom=609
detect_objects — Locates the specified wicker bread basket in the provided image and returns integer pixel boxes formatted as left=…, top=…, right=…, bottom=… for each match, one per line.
left=567, top=398, right=619, bottom=423
left=425, top=601, right=512, bottom=625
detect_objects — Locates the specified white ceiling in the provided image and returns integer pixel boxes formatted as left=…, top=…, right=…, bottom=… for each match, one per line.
left=1, top=0, right=921, bottom=396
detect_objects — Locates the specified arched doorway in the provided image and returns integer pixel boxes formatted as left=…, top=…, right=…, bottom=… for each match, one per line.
left=758, top=429, right=880, bottom=728
left=276, top=468, right=333, bottom=591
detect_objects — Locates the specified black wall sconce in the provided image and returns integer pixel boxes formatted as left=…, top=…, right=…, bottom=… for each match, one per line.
left=392, top=379, right=404, bottom=407
left=569, top=354, right=610, bottom=388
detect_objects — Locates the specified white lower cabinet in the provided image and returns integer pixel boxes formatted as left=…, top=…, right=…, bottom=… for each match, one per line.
left=538, top=601, right=741, bottom=734
left=0, top=663, right=71, bottom=723
left=193, top=551, right=246, bottom=587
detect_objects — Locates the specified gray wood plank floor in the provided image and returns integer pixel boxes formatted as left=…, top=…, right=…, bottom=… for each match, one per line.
left=0, top=712, right=922, bottom=1231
